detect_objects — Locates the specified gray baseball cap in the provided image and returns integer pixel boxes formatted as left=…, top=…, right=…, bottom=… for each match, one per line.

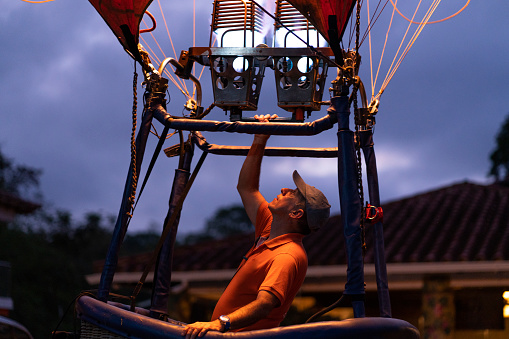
left=293, top=170, right=331, bottom=231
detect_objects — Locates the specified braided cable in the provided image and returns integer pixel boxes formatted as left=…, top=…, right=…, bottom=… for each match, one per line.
left=354, top=0, right=366, bottom=255
left=127, top=66, right=139, bottom=217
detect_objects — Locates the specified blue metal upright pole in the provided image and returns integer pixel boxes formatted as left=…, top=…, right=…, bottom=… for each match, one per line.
left=97, top=107, right=154, bottom=301
left=333, top=94, right=365, bottom=318
left=359, top=129, right=392, bottom=317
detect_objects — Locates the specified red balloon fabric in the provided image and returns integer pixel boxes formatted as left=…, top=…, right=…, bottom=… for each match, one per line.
left=286, top=0, right=356, bottom=43
left=89, top=0, right=355, bottom=57
left=89, top=0, right=153, bottom=56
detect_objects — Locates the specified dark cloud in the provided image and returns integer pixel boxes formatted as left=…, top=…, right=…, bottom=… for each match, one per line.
left=1, top=1, right=507, bottom=236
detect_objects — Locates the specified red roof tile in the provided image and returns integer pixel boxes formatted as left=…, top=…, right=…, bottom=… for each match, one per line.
left=0, top=190, right=41, bottom=215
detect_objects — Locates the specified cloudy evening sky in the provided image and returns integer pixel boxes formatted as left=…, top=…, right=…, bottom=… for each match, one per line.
left=1, top=1, right=507, bottom=236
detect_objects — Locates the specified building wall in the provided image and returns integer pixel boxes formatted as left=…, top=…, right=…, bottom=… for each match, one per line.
left=454, top=319, right=509, bottom=339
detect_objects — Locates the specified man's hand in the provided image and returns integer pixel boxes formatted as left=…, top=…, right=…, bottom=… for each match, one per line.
left=181, top=319, right=222, bottom=339
left=181, top=291, right=278, bottom=338
left=254, top=114, right=278, bottom=122
left=253, top=114, right=278, bottom=142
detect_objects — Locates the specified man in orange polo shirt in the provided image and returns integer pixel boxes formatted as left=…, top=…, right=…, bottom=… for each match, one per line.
left=182, top=115, right=331, bottom=339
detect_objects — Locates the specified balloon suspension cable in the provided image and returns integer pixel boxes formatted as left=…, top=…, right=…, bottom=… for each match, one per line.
left=360, top=0, right=391, bottom=47
left=139, top=0, right=192, bottom=97
left=368, top=0, right=469, bottom=102
left=249, top=0, right=346, bottom=71
left=390, top=0, right=470, bottom=25
left=374, top=0, right=439, bottom=101
left=139, top=36, right=190, bottom=99
left=21, top=0, right=54, bottom=3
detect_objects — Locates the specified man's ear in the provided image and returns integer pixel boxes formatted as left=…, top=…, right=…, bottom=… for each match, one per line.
left=289, top=208, right=304, bottom=219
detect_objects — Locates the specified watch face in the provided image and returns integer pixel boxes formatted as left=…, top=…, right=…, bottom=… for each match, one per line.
left=219, top=315, right=230, bottom=331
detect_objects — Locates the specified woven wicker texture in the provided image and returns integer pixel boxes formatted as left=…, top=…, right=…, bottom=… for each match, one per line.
left=81, top=321, right=125, bottom=339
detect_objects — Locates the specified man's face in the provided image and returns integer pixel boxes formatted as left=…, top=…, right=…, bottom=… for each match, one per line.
left=268, top=188, right=302, bottom=215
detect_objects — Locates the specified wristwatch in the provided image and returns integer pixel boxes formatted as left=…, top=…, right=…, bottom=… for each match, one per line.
left=219, top=315, right=231, bottom=332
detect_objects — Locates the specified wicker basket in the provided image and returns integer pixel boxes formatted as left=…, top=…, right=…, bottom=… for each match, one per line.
left=80, top=321, right=125, bottom=339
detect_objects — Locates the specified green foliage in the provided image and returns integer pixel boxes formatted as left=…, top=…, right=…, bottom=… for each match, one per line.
left=489, top=114, right=509, bottom=182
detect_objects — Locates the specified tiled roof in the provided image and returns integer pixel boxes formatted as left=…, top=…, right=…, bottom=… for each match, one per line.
left=0, top=190, right=40, bottom=214
left=110, top=181, right=509, bottom=273
left=380, top=181, right=509, bottom=263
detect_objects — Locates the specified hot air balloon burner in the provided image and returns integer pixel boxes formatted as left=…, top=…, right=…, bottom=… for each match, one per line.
left=189, top=46, right=334, bottom=121
left=273, top=54, right=328, bottom=114
left=210, top=0, right=264, bottom=48
left=209, top=50, right=269, bottom=114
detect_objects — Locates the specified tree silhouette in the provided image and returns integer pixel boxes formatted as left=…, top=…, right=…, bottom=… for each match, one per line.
left=0, top=145, right=42, bottom=201
left=489, top=115, right=509, bottom=182
left=182, top=204, right=252, bottom=245
left=204, top=204, right=252, bottom=238
left=0, top=147, right=166, bottom=337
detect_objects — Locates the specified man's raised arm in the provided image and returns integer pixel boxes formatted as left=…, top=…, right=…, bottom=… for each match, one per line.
left=237, top=114, right=276, bottom=224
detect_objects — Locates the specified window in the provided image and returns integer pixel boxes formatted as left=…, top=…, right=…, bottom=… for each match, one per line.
left=503, top=291, right=509, bottom=318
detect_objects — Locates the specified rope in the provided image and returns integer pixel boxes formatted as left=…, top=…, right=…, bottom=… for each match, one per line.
left=360, top=0, right=390, bottom=47
left=193, top=0, right=196, bottom=72
left=132, top=124, right=171, bottom=212
left=374, top=0, right=441, bottom=100
left=140, top=29, right=190, bottom=99
left=390, top=0, right=470, bottom=25
left=127, top=66, right=139, bottom=218
left=370, top=0, right=397, bottom=101
left=157, top=0, right=190, bottom=94
left=193, top=36, right=216, bottom=98
left=347, top=0, right=361, bottom=49
left=359, top=0, right=469, bottom=101
left=353, top=0, right=366, bottom=255
left=367, top=0, right=374, bottom=97
left=139, top=8, right=210, bottom=110
left=140, top=7, right=190, bottom=99
left=305, top=294, right=346, bottom=323
left=21, top=0, right=54, bottom=3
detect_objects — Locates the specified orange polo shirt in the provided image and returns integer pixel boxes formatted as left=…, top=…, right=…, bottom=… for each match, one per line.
left=211, top=201, right=308, bottom=331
